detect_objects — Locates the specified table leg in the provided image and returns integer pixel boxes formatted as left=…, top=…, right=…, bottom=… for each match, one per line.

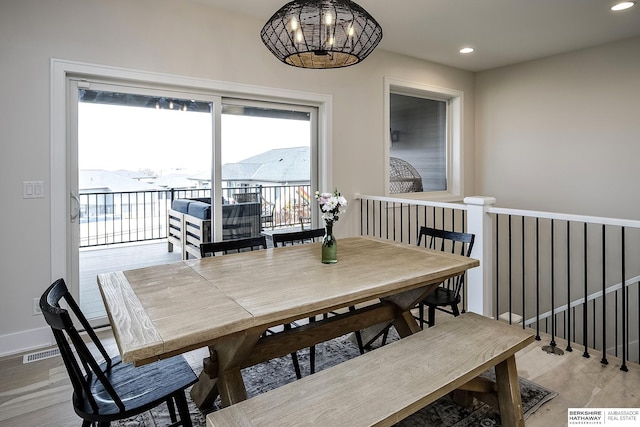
left=190, top=370, right=219, bottom=409
left=217, top=369, right=248, bottom=407
left=359, top=284, right=439, bottom=346
left=392, top=310, right=422, bottom=337
left=191, top=331, right=262, bottom=408
left=495, top=355, right=525, bottom=427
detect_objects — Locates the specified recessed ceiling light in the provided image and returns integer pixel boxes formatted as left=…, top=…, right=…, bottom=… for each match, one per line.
left=611, top=1, right=636, bottom=11
left=459, top=47, right=474, bottom=54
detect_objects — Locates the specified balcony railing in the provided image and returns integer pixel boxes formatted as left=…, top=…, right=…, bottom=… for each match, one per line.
left=78, top=184, right=312, bottom=247
left=357, top=194, right=640, bottom=370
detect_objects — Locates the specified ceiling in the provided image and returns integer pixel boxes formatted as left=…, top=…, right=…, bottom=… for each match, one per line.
left=197, top=0, right=640, bottom=72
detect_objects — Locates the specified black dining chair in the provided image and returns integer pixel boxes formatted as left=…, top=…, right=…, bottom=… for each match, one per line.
left=271, top=228, right=325, bottom=247
left=272, top=228, right=365, bottom=375
left=200, top=236, right=268, bottom=257
left=200, top=236, right=305, bottom=380
left=40, top=278, right=197, bottom=427
left=416, top=226, right=475, bottom=328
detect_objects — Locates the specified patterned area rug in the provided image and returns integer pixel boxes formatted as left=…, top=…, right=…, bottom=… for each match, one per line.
left=117, top=331, right=556, bottom=427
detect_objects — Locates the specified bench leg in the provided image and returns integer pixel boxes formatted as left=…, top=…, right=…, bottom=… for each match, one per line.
left=495, top=355, right=525, bottom=427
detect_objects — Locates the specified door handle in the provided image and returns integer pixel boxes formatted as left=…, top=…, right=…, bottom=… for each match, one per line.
left=70, top=192, right=80, bottom=223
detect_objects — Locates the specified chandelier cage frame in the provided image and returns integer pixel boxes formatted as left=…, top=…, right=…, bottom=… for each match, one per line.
left=260, top=0, right=383, bottom=69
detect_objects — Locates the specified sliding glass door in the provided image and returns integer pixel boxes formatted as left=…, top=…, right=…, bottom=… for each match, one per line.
left=67, top=80, right=318, bottom=324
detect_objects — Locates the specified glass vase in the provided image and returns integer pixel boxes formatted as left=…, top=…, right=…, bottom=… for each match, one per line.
left=321, top=223, right=337, bottom=264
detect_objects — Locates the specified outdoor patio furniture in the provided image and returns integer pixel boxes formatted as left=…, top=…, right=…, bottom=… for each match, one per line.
left=167, top=198, right=261, bottom=259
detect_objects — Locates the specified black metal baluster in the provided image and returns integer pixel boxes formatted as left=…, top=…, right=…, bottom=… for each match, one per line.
left=452, top=208, right=456, bottom=232
left=371, top=199, right=376, bottom=237
left=566, top=221, right=573, bottom=352
left=359, top=198, right=363, bottom=236
left=583, top=223, right=590, bottom=358
left=615, top=289, right=619, bottom=358
left=621, top=227, right=628, bottom=371
left=496, top=214, right=500, bottom=321
left=522, top=216, right=526, bottom=330
left=379, top=200, right=383, bottom=239
left=543, top=219, right=563, bottom=354
left=535, top=217, right=541, bottom=340
left=462, top=209, right=466, bottom=233
left=423, top=206, right=427, bottom=236
left=400, top=203, right=405, bottom=244
left=385, top=201, right=389, bottom=240
left=572, top=306, right=576, bottom=350
left=508, top=215, right=513, bottom=324
left=407, top=203, right=411, bottom=244
left=592, top=299, right=597, bottom=358
left=392, top=202, right=396, bottom=242
left=367, top=199, right=372, bottom=236
left=601, top=225, right=608, bottom=365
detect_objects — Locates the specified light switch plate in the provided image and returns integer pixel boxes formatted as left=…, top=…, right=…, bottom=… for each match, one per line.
left=23, top=181, right=44, bottom=199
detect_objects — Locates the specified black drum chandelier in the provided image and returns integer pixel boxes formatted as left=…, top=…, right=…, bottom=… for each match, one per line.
left=260, top=0, right=383, bottom=69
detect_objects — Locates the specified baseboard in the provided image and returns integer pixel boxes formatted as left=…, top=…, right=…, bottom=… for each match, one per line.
left=0, top=326, right=55, bottom=358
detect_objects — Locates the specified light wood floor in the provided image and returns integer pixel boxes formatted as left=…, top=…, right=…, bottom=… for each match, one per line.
left=2, top=322, right=639, bottom=427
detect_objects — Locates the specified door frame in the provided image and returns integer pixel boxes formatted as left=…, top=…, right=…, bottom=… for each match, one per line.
left=51, top=59, right=333, bottom=312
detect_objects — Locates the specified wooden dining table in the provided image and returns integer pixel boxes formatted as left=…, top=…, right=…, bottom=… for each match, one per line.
left=98, top=236, right=479, bottom=409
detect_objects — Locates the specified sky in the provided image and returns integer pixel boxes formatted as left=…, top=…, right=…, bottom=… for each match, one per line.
left=78, top=103, right=310, bottom=175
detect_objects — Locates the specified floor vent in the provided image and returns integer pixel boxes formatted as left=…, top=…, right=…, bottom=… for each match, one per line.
left=23, top=348, right=61, bottom=364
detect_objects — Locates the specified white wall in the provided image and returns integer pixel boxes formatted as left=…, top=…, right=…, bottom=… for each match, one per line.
left=475, top=37, right=640, bottom=220
left=0, top=0, right=475, bottom=355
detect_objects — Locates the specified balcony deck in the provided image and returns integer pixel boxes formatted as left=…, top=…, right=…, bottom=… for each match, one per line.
left=79, top=240, right=182, bottom=320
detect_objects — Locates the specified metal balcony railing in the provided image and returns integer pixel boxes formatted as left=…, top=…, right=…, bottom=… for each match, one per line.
left=357, top=194, right=640, bottom=371
left=78, top=184, right=312, bottom=247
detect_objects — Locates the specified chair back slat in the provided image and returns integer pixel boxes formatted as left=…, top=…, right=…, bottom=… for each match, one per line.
left=200, top=236, right=267, bottom=257
left=272, top=228, right=325, bottom=247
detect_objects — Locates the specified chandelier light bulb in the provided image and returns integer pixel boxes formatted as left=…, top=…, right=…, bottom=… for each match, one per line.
left=325, top=12, right=333, bottom=25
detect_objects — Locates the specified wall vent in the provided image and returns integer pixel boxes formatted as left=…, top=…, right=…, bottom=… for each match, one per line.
left=22, top=348, right=61, bottom=364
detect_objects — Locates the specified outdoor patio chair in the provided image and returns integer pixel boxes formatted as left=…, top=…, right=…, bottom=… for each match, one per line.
left=40, top=278, right=197, bottom=427
left=416, top=226, right=475, bottom=327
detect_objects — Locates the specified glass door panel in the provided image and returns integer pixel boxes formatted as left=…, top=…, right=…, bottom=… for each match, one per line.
left=219, top=101, right=315, bottom=237
left=72, top=81, right=215, bottom=322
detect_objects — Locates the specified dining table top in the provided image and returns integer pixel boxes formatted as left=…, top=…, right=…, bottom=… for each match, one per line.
left=98, top=236, right=479, bottom=366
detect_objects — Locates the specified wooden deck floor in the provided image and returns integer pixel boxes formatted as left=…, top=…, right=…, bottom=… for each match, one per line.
left=79, top=240, right=182, bottom=319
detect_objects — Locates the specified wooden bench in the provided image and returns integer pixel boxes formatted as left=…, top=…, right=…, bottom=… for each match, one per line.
left=206, top=312, right=535, bottom=427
